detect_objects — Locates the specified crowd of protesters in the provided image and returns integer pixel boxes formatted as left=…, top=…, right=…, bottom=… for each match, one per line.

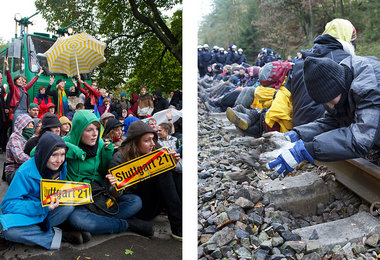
left=0, top=61, right=183, bottom=249
left=199, top=18, right=380, bottom=179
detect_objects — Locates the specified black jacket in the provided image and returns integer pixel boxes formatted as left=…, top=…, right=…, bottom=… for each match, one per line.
left=285, top=34, right=350, bottom=127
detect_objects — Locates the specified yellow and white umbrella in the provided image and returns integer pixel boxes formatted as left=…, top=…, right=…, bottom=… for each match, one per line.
left=44, top=32, right=106, bottom=77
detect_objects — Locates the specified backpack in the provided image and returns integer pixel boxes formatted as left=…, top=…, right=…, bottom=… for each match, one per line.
left=259, top=61, right=292, bottom=89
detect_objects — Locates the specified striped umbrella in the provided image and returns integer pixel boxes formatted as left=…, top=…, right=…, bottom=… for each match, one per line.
left=44, top=32, right=106, bottom=77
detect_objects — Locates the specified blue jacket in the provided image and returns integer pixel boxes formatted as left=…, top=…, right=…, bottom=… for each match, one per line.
left=0, top=158, right=67, bottom=230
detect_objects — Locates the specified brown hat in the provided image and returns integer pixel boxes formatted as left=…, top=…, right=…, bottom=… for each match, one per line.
left=125, top=120, right=157, bottom=143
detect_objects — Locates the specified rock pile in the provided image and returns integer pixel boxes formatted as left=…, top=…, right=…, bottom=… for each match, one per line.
left=198, top=101, right=379, bottom=260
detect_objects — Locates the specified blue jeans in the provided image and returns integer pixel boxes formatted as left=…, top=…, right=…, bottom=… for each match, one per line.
left=67, top=194, right=141, bottom=234
left=2, top=206, right=75, bottom=249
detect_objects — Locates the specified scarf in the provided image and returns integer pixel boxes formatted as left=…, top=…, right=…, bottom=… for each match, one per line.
left=79, top=139, right=99, bottom=159
left=58, top=89, right=69, bottom=117
left=36, top=93, right=49, bottom=105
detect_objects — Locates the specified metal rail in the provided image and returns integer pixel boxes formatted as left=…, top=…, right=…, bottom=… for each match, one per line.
left=315, top=158, right=380, bottom=204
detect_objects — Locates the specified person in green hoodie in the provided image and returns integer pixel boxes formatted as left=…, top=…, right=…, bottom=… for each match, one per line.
left=63, top=110, right=154, bottom=237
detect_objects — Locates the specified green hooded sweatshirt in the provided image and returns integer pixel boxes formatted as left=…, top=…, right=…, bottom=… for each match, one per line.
left=63, top=110, right=114, bottom=183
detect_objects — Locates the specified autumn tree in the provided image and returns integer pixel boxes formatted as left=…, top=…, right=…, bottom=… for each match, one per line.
left=35, top=0, right=182, bottom=94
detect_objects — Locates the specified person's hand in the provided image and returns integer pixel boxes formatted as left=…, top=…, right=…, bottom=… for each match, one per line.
left=4, top=108, right=9, bottom=114
left=71, top=78, right=77, bottom=87
left=284, top=130, right=299, bottom=143
left=166, top=109, right=172, bottom=120
left=78, top=78, right=84, bottom=84
left=38, top=67, right=44, bottom=76
left=106, top=174, right=117, bottom=187
left=104, top=139, right=111, bottom=148
left=49, top=195, right=59, bottom=210
left=267, top=140, right=314, bottom=177
left=50, top=76, right=55, bottom=85
left=4, top=57, right=8, bottom=70
left=168, top=150, right=180, bottom=164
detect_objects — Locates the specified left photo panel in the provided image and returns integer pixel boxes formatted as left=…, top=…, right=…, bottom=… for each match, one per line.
left=0, top=0, right=183, bottom=258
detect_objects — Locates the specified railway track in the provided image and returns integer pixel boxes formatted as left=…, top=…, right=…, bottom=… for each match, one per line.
left=315, top=158, right=380, bottom=205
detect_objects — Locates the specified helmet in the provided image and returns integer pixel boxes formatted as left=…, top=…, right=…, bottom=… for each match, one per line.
left=238, top=48, right=243, bottom=52
left=231, top=45, right=237, bottom=50
left=203, top=44, right=209, bottom=49
left=213, top=45, right=219, bottom=51
left=197, top=45, right=202, bottom=49
left=219, top=47, right=225, bottom=52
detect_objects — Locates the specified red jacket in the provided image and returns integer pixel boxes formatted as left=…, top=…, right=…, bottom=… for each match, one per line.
left=77, top=82, right=101, bottom=106
left=6, top=70, right=39, bottom=108
left=33, top=96, right=53, bottom=119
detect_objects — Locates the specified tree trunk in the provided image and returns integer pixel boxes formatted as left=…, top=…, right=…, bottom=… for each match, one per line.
left=340, top=0, right=344, bottom=17
left=309, top=0, right=314, bottom=44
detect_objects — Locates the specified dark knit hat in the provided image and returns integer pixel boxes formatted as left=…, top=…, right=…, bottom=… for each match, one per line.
left=125, top=120, right=157, bottom=143
left=103, top=118, right=124, bottom=137
left=303, top=56, right=345, bottom=104
left=41, top=113, right=62, bottom=130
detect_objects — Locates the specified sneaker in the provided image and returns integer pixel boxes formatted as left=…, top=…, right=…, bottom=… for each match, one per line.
left=171, top=232, right=182, bottom=241
left=127, top=218, right=154, bottom=237
left=226, top=107, right=251, bottom=130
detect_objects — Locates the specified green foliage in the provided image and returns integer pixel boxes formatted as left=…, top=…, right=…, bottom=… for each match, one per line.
left=35, top=0, right=182, bottom=94
left=0, top=37, right=8, bottom=51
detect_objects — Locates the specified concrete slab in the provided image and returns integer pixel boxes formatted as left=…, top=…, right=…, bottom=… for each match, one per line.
left=258, top=171, right=339, bottom=215
left=293, top=211, right=380, bottom=251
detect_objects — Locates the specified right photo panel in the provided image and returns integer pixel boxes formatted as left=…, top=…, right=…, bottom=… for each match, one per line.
left=197, top=0, right=380, bottom=259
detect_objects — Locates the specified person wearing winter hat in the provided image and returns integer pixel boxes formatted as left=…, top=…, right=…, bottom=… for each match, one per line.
left=4, top=114, right=34, bottom=184
left=59, top=116, right=72, bottom=137
left=109, top=120, right=182, bottom=241
left=268, top=54, right=380, bottom=177
left=119, top=92, right=131, bottom=112
left=64, top=110, right=153, bottom=238
left=0, top=132, right=76, bottom=249
left=24, top=113, right=62, bottom=156
left=228, top=18, right=357, bottom=141
left=102, top=118, right=125, bottom=151
left=28, top=103, right=39, bottom=119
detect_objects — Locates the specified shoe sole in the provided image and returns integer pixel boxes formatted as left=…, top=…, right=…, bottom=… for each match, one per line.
left=226, top=107, right=248, bottom=130
left=171, top=233, right=182, bottom=241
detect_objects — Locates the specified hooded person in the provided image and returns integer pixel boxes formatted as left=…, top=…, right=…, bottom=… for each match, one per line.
left=24, top=113, right=62, bottom=156
left=59, top=116, right=72, bottom=137
left=102, top=118, right=126, bottom=151
left=34, top=86, right=53, bottom=119
left=63, top=110, right=153, bottom=237
left=109, top=120, right=182, bottom=241
left=4, top=114, right=34, bottom=184
left=227, top=18, right=356, bottom=139
left=0, top=132, right=75, bottom=249
left=152, top=89, right=169, bottom=115
left=268, top=54, right=380, bottom=176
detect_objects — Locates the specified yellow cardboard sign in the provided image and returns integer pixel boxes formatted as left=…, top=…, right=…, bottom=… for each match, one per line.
left=40, top=179, right=93, bottom=207
left=108, top=148, right=176, bottom=191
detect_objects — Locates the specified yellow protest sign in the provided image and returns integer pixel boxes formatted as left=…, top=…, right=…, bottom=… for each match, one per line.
left=40, top=179, right=93, bottom=207
left=108, top=148, right=176, bottom=191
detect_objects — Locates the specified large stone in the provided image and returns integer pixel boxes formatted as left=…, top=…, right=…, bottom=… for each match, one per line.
left=284, top=241, right=306, bottom=253
left=293, top=212, right=380, bottom=249
left=255, top=249, right=269, bottom=260
left=272, top=236, right=285, bottom=247
left=258, top=171, right=338, bottom=215
left=235, top=197, right=254, bottom=209
left=214, top=227, right=235, bottom=247
left=365, top=234, right=379, bottom=247
left=236, top=247, right=252, bottom=259
left=301, top=252, right=322, bottom=260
